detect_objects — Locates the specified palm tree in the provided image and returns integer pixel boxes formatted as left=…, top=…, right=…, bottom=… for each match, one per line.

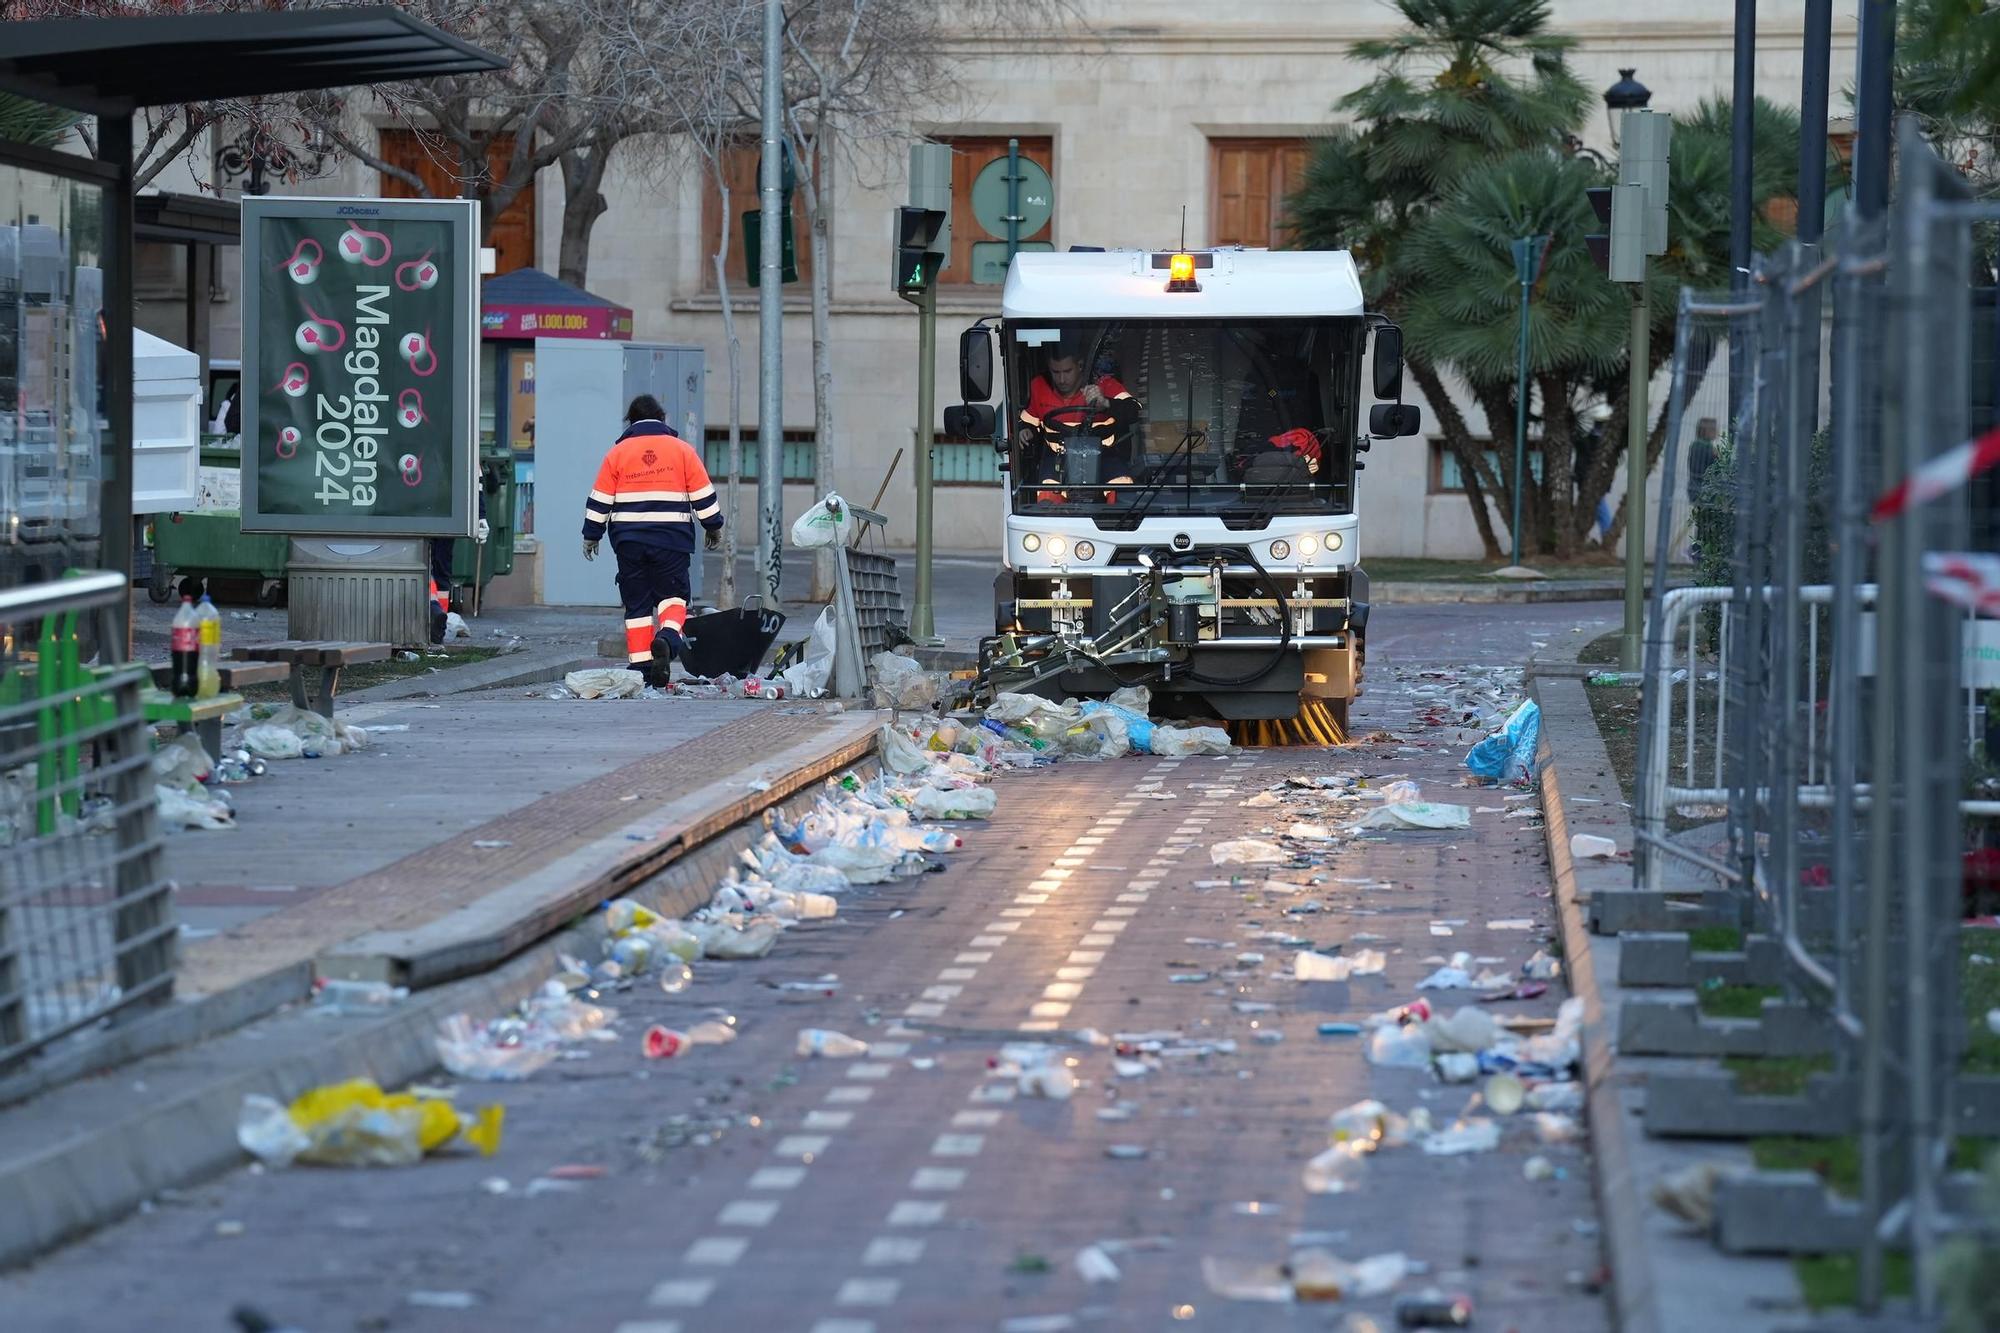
left=0, top=94, right=83, bottom=151
left=1289, top=0, right=1590, bottom=556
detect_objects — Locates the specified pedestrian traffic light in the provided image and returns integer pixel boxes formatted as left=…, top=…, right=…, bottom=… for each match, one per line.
left=894, top=205, right=947, bottom=298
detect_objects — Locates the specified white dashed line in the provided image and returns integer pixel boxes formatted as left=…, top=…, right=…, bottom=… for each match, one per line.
left=888, top=1199, right=949, bottom=1225
left=911, top=1166, right=967, bottom=1190
left=1042, top=867, right=1073, bottom=880
left=614, top=1323, right=681, bottom=1333
left=825, top=1086, right=874, bottom=1105
left=1020, top=1019, right=1061, bottom=1031
left=998, top=907, right=1036, bottom=919
left=938, top=967, right=978, bottom=982
left=954, top=951, right=993, bottom=964
left=805, top=1109, right=855, bottom=1130
left=930, top=1134, right=985, bottom=1157
left=984, top=921, right=1023, bottom=934
left=903, top=1002, right=947, bottom=1018
left=683, top=1236, right=749, bottom=1266
left=1104, top=906, right=1139, bottom=917
left=1011, top=894, right=1049, bottom=905
left=1090, top=920, right=1130, bottom=933
left=718, top=1199, right=780, bottom=1227
left=1029, top=1001, right=1072, bottom=1019
left=748, top=1166, right=806, bottom=1190
left=1027, top=880, right=1062, bottom=892
left=646, top=1279, right=715, bottom=1308
left=970, top=1083, right=1017, bottom=1103
left=863, top=1237, right=927, bottom=1265
left=1080, top=933, right=1116, bottom=946
left=1068, top=950, right=1105, bottom=964
left=968, top=935, right=1006, bottom=948
left=951, top=1109, right=1002, bottom=1128
left=774, top=1135, right=830, bottom=1159
left=1056, top=965, right=1096, bottom=980
left=921, top=984, right=963, bottom=1001
left=809, top=1321, right=877, bottom=1333
left=1042, top=981, right=1084, bottom=999
left=870, top=1042, right=911, bottom=1058
left=836, top=1278, right=902, bottom=1306
left=846, top=1063, right=893, bottom=1080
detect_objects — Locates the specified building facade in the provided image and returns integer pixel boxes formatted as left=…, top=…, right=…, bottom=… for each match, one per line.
left=157, top=0, right=1858, bottom=590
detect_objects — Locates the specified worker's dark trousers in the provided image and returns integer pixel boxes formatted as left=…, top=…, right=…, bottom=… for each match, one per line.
left=614, top=543, right=691, bottom=665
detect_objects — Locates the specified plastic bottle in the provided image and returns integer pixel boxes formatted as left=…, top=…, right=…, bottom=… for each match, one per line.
left=795, top=1028, right=870, bottom=1058
left=196, top=594, right=222, bottom=699
left=170, top=596, right=200, bottom=697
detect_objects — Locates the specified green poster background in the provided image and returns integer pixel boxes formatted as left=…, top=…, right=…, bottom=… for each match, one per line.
left=251, top=211, right=463, bottom=527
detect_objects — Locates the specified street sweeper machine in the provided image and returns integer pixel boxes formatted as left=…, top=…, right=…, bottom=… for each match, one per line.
left=948, top=246, right=1423, bottom=744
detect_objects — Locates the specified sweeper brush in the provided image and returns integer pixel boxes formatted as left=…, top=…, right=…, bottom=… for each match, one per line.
left=1226, top=697, right=1348, bottom=748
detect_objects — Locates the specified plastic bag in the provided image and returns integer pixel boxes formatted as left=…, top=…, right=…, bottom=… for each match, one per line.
left=435, top=1013, right=560, bottom=1082
left=1079, top=700, right=1155, bottom=753
left=1365, top=1024, right=1433, bottom=1068
left=691, top=917, right=781, bottom=959
left=790, top=491, right=855, bottom=548
left=912, top=784, right=998, bottom=820
left=1210, top=838, right=1288, bottom=866
left=152, top=733, right=214, bottom=788
left=239, top=1078, right=502, bottom=1167
left=1465, top=699, right=1541, bottom=783
left=156, top=783, right=235, bottom=830
left=1350, top=801, right=1473, bottom=831
left=1151, top=723, right=1233, bottom=758
left=870, top=652, right=939, bottom=710
left=444, top=611, right=470, bottom=640
left=878, top=725, right=932, bottom=775
left=243, top=724, right=305, bottom=761
left=564, top=668, right=645, bottom=700
left=780, top=607, right=838, bottom=699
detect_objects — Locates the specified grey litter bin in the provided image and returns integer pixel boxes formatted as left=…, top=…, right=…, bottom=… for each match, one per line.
left=286, top=538, right=428, bottom=646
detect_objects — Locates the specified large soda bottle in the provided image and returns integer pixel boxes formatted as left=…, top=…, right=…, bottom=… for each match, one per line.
left=196, top=594, right=222, bottom=699
left=170, top=596, right=199, bottom=698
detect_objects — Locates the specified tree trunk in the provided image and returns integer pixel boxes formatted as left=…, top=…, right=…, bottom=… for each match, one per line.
left=1408, top=359, right=1503, bottom=560
left=798, top=119, right=838, bottom=601
left=1538, top=373, right=1579, bottom=559
left=713, top=180, right=743, bottom=611
left=557, top=137, right=614, bottom=289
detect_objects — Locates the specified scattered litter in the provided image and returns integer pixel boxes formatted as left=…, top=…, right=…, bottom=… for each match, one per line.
left=1393, top=1290, right=1476, bottom=1327
left=1524, top=1154, right=1556, bottom=1181
left=1318, top=1022, right=1362, bottom=1037
left=407, top=1291, right=477, bottom=1310
left=1105, top=1144, right=1148, bottom=1160
left=1301, top=1142, right=1366, bottom=1194
left=1295, top=949, right=1385, bottom=982
left=236, top=1078, right=502, bottom=1168
left=1352, top=801, right=1472, bottom=831
left=1465, top=699, right=1541, bottom=784
left=797, top=1028, right=870, bottom=1058
left=1074, top=1244, right=1121, bottom=1284
left=1486, top=918, right=1534, bottom=931
left=1652, top=1160, right=1740, bottom=1230
left=1202, top=1255, right=1293, bottom=1303
left=1421, top=1118, right=1500, bottom=1156
left=1211, top=838, right=1289, bottom=865
left=562, top=667, right=646, bottom=700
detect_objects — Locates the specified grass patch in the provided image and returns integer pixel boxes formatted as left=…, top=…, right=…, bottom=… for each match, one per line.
left=1965, top=934, right=2000, bottom=1076
left=1752, top=1136, right=1994, bottom=1199
left=238, top=645, right=503, bottom=703
left=1689, top=925, right=1745, bottom=953
left=1795, top=1251, right=1913, bottom=1312
left=1577, top=630, right=1623, bottom=665
left=1698, top=982, right=1782, bottom=1019
left=1722, top=1054, right=1835, bottom=1097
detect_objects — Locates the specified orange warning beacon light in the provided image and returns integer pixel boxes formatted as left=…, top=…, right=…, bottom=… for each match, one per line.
left=1166, top=252, right=1200, bottom=292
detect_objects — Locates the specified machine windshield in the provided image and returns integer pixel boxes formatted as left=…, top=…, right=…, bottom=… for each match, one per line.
left=1003, top=317, right=1361, bottom=526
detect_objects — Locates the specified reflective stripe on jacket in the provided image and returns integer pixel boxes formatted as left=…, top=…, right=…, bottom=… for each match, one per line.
left=582, top=420, right=723, bottom=553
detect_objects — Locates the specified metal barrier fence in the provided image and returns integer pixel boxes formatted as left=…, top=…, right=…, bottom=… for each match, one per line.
left=1628, top=119, right=2000, bottom=1315
left=0, top=569, right=174, bottom=1073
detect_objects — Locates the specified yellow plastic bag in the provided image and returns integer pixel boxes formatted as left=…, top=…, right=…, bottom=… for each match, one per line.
left=281, top=1078, right=503, bottom=1167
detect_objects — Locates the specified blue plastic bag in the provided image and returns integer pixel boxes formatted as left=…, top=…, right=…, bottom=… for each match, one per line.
left=1078, top=700, right=1156, bottom=754
left=1465, top=700, right=1541, bottom=784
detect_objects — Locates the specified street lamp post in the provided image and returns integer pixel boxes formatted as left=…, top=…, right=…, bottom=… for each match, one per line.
left=1601, top=70, right=1655, bottom=673
left=1509, top=234, right=1550, bottom=568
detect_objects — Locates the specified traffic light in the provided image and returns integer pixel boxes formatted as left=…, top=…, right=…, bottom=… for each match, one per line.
left=894, top=205, right=947, bottom=297
left=1586, top=109, right=1671, bottom=284
left=1585, top=182, right=1646, bottom=283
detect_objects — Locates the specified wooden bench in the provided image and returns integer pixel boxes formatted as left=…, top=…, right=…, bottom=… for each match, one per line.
left=229, top=640, right=392, bottom=717
left=148, top=659, right=292, bottom=694
left=142, top=689, right=245, bottom=757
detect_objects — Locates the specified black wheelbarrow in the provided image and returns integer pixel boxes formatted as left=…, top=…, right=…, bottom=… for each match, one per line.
left=681, top=599, right=787, bottom=679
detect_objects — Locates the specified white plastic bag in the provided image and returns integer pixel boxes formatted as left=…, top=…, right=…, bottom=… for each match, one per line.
left=156, top=783, right=235, bottom=830
left=1350, top=801, right=1473, bottom=831
left=912, top=784, right=998, bottom=820
left=444, top=611, right=470, bottom=640
left=790, top=492, right=855, bottom=548
left=1210, top=838, right=1288, bottom=866
left=877, top=725, right=932, bottom=775
left=1151, top=724, right=1233, bottom=758
left=564, top=667, right=645, bottom=700
left=237, top=1094, right=311, bottom=1167
left=870, top=652, right=938, bottom=710
left=152, top=733, right=214, bottom=788
left=780, top=607, right=837, bottom=699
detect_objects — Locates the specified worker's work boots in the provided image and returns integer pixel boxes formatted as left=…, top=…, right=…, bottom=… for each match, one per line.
left=651, top=627, right=687, bottom=668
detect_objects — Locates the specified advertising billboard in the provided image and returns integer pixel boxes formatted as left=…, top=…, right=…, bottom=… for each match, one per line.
left=239, top=197, right=477, bottom=536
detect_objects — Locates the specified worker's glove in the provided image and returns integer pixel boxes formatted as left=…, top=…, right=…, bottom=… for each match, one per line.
left=475, top=519, right=490, bottom=545
left=583, top=538, right=599, bottom=562
left=704, top=529, right=723, bottom=552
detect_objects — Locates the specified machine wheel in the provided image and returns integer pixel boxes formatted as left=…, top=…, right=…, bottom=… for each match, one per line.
left=177, top=575, right=204, bottom=601
left=256, top=579, right=285, bottom=608
left=146, top=565, right=174, bottom=604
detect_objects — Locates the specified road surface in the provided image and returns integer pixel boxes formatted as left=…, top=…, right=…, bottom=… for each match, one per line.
left=5, top=602, right=1619, bottom=1332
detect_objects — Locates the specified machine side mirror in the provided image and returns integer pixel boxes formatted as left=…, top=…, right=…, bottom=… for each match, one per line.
left=1369, top=403, right=1423, bottom=438
left=943, top=403, right=996, bottom=440
left=1372, top=323, right=1405, bottom=401
left=959, top=326, right=993, bottom=402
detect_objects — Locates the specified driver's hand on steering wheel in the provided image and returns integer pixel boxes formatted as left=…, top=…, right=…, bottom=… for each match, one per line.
left=1080, top=384, right=1107, bottom=409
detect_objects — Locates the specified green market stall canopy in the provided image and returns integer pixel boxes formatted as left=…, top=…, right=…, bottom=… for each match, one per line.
left=481, top=268, right=634, bottom=341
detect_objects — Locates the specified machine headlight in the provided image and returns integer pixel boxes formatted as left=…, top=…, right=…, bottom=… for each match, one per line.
left=1325, top=531, right=1344, bottom=552
left=1022, top=532, right=1042, bottom=553
left=1268, top=539, right=1292, bottom=561
left=1073, top=540, right=1096, bottom=561
left=1047, top=535, right=1067, bottom=558
left=1298, top=534, right=1319, bottom=557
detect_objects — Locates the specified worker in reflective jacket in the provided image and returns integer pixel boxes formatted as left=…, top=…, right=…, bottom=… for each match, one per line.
left=583, top=394, right=724, bottom=684
left=1016, top=345, right=1139, bottom=501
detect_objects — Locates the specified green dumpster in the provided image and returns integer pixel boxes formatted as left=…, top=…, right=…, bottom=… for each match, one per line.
left=448, top=443, right=517, bottom=591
